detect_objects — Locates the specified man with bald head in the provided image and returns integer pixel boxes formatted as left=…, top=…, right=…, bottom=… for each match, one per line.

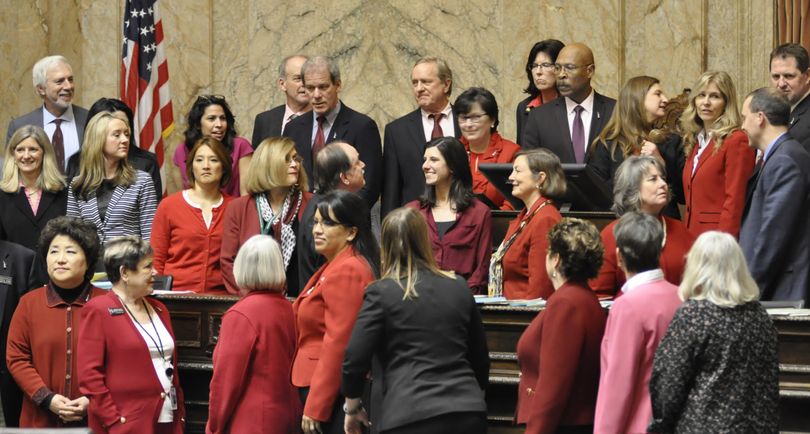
left=522, top=43, right=615, bottom=164
left=251, top=54, right=310, bottom=148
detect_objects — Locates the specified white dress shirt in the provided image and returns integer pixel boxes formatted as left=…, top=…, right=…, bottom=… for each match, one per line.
left=42, top=105, right=80, bottom=166
left=564, top=90, right=596, bottom=153
left=420, top=103, right=455, bottom=141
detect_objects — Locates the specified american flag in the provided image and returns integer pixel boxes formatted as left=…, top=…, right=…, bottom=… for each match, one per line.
left=121, top=0, right=173, bottom=192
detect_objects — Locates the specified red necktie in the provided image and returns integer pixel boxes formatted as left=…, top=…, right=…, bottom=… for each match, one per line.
left=313, top=115, right=326, bottom=157
left=51, top=119, right=65, bottom=173
left=572, top=105, right=585, bottom=163
left=430, top=113, right=444, bottom=139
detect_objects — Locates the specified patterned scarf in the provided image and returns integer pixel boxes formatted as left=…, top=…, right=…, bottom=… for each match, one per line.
left=255, top=189, right=303, bottom=270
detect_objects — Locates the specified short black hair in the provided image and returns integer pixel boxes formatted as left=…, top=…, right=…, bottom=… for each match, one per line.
left=453, top=87, right=500, bottom=132
left=613, top=212, right=663, bottom=273
left=38, top=216, right=101, bottom=280
left=316, top=191, right=380, bottom=277
left=770, top=43, right=810, bottom=73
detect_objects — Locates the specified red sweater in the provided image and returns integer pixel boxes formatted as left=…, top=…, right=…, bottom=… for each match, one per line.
left=462, top=132, right=521, bottom=210
left=151, top=191, right=234, bottom=293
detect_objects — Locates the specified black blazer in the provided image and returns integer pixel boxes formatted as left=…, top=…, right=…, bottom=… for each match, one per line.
left=342, top=271, right=489, bottom=432
left=521, top=92, right=616, bottom=163
left=283, top=102, right=382, bottom=206
left=0, top=189, right=68, bottom=252
left=381, top=108, right=461, bottom=216
left=66, top=145, right=162, bottom=200
left=790, top=95, right=810, bottom=154
left=515, top=95, right=534, bottom=146
left=0, top=241, right=47, bottom=427
left=251, top=104, right=286, bottom=148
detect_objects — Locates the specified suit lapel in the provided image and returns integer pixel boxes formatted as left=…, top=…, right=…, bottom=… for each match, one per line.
left=790, top=96, right=810, bottom=130
left=553, top=99, right=575, bottom=162
left=406, top=109, right=428, bottom=154
left=691, top=138, right=713, bottom=179
left=329, top=102, right=352, bottom=141
left=10, top=192, right=38, bottom=226
left=589, top=93, right=607, bottom=145
left=34, top=191, right=56, bottom=222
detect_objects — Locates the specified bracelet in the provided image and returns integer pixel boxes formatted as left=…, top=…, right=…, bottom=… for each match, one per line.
left=343, top=401, right=363, bottom=416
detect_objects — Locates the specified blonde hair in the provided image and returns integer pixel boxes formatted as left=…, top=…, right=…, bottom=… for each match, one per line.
left=1, top=125, right=65, bottom=193
left=380, top=207, right=453, bottom=299
left=233, top=235, right=286, bottom=294
left=594, top=76, right=659, bottom=159
left=71, top=112, right=135, bottom=200
left=244, top=137, right=309, bottom=194
left=680, top=71, right=742, bottom=155
left=679, top=231, right=759, bottom=307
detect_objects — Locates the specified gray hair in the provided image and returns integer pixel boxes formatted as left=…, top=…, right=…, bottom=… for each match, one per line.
left=613, top=212, right=663, bottom=273
left=301, top=56, right=340, bottom=85
left=314, top=141, right=352, bottom=194
left=278, top=54, right=309, bottom=80
left=103, top=236, right=153, bottom=284
left=612, top=156, right=669, bottom=216
left=234, top=235, right=286, bottom=293
left=33, top=55, right=70, bottom=88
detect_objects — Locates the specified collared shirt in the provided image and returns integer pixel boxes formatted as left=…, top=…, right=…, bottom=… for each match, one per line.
left=310, top=101, right=341, bottom=147
left=282, top=104, right=308, bottom=134
left=42, top=105, right=80, bottom=167
left=420, top=103, right=455, bottom=141
left=692, top=130, right=712, bottom=174
left=621, top=268, right=665, bottom=294
left=564, top=90, right=596, bottom=153
left=19, top=180, right=42, bottom=215
left=763, top=132, right=788, bottom=163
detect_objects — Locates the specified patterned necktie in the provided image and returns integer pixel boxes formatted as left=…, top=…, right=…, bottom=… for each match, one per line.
left=313, top=115, right=326, bottom=157
left=430, top=113, right=444, bottom=139
left=572, top=105, right=585, bottom=163
left=51, top=118, right=65, bottom=173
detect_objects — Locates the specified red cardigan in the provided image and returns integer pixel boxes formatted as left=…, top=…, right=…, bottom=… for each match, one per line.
left=462, top=132, right=521, bottom=210
left=682, top=130, right=755, bottom=238
left=516, top=281, right=607, bottom=434
left=501, top=198, right=561, bottom=300
left=406, top=199, right=492, bottom=293
left=6, top=283, right=106, bottom=428
left=151, top=191, right=234, bottom=293
left=206, top=291, right=301, bottom=434
left=291, top=247, right=375, bottom=422
left=78, top=291, right=185, bottom=434
left=590, top=216, right=695, bottom=299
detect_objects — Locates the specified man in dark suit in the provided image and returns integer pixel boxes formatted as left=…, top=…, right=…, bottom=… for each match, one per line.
left=0, top=240, right=47, bottom=427
left=251, top=54, right=311, bottom=148
left=381, top=57, right=460, bottom=216
left=770, top=43, right=810, bottom=153
left=739, top=87, right=810, bottom=304
left=521, top=43, right=616, bottom=163
left=6, top=56, right=88, bottom=173
left=283, top=56, right=382, bottom=207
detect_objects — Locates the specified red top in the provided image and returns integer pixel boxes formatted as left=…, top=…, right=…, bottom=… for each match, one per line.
left=151, top=191, right=234, bottom=293
left=590, top=216, right=695, bottom=299
left=406, top=199, right=492, bottom=293
left=682, top=130, right=755, bottom=238
left=516, top=281, right=607, bottom=434
left=6, top=283, right=106, bottom=428
left=462, top=132, right=521, bottom=210
left=206, top=291, right=301, bottom=434
left=291, top=247, right=375, bottom=422
left=501, top=198, right=561, bottom=300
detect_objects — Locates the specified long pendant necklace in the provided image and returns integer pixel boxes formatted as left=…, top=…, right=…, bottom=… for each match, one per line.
left=119, top=296, right=174, bottom=379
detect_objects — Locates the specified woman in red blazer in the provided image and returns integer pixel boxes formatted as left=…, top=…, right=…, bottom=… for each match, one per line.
left=292, top=191, right=379, bottom=434
left=220, top=137, right=311, bottom=296
left=680, top=71, right=755, bottom=238
left=516, top=218, right=607, bottom=434
left=591, top=156, right=695, bottom=299
left=406, top=136, right=492, bottom=293
left=78, top=237, right=185, bottom=434
left=206, top=235, right=300, bottom=434
left=488, top=149, right=565, bottom=300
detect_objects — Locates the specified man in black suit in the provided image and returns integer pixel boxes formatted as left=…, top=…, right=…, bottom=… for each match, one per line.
left=6, top=55, right=88, bottom=174
left=283, top=56, right=382, bottom=207
left=770, top=43, right=810, bottom=153
left=251, top=54, right=311, bottom=148
left=522, top=43, right=616, bottom=163
left=0, top=241, right=47, bottom=427
left=381, top=57, right=460, bottom=216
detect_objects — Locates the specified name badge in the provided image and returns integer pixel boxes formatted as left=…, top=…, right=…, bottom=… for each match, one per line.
left=169, top=386, right=178, bottom=410
left=0, top=276, right=12, bottom=285
left=108, top=307, right=125, bottom=316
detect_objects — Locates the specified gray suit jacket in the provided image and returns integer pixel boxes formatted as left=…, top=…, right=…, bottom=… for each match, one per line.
left=740, top=134, right=810, bottom=303
left=6, top=104, right=89, bottom=149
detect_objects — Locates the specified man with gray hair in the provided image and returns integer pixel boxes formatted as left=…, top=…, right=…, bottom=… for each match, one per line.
left=6, top=55, right=88, bottom=173
left=251, top=54, right=310, bottom=148
left=739, top=87, right=810, bottom=304
left=283, top=55, right=382, bottom=207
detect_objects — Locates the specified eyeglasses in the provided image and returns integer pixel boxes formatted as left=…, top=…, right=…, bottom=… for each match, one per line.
left=458, top=113, right=488, bottom=124
left=197, top=94, right=227, bottom=104
left=553, top=63, right=593, bottom=73
left=285, top=154, right=303, bottom=165
left=528, top=62, right=556, bottom=72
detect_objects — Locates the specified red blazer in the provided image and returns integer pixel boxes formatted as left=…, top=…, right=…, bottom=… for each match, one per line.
left=78, top=292, right=185, bottom=434
left=516, top=281, right=607, bottom=434
left=682, top=130, right=755, bottom=238
left=462, top=132, right=521, bottom=210
left=501, top=198, right=561, bottom=300
left=207, top=291, right=301, bottom=434
left=291, top=247, right=375, bottom=422
left=590, top=216, right=695, bottom=299
left=220, top=192, right=311, bottom=295
left=406, top=199, right=492, bottom=293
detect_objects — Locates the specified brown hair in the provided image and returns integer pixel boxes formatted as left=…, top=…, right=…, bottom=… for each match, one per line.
left=515, top=148, right=567, bottom=200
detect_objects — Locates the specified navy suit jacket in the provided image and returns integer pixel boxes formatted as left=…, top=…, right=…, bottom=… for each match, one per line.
left=283, top=102, right=382, bottom=206
left=251, top=104, right=286, bottom=148
left=521, top=92, right=616, bottom=163
left=6, top=105, right=89, bottom=149
left=789, top=94, right=810, bottom=154
left=740, top=134, right=810, bottom=303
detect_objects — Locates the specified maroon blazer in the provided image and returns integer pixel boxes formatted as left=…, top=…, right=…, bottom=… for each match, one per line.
left=682, top=130, right=755, bottom=238
left=516, top=281, right=607, bottom=434
left=206, top=291, right=301, bottom=434
left=78, top=292, right=185, bottom=434
left=406, top=199, right=492, bottom=293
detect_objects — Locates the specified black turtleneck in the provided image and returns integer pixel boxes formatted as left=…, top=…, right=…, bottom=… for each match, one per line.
left=50, top=279, right=88, bottom=305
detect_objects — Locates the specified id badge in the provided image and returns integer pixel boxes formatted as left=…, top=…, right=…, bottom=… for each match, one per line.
left=169, top=386, right=178, bottom=410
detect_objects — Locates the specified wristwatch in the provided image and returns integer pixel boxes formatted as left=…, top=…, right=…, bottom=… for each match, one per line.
left=343, top=401, right=363, bottom=416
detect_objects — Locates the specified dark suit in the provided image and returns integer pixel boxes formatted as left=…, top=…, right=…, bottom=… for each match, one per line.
left=521, top=92, right=616, bottom=163
left=342, top=270, right=489, bottom=432
left=6, top=105, right=89, bottom=151
left=0, top=189, right=68, bottom=252
left=66, top=146, right=162, bottom=200
left=789, top=94, right=810, bottom=153
left=251, top=104, right=286, bottom=148
left=516, top=95, right=534, bottom=146
left=283, top=102, right=382, bottom=206
left=0, top=241, right=47, bottom=427
left=381, top=109, right=460, bottom=216
left=740, top=134, right=810, bottom=303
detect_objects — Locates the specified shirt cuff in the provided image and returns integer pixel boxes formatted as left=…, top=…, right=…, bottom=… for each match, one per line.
left=33, top=387, right=54, bottom=408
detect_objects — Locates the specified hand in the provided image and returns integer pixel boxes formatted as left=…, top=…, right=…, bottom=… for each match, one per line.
left=344, top=407, right=370, bottom=434
left=302, top=415, right=323, bottom=434
left=640, top=140, right=663, bottom=160
left=60, top=396, right=89, bottom=421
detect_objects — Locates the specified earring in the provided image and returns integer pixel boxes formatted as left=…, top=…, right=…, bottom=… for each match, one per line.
left=551, top=271, right=557, bottom=278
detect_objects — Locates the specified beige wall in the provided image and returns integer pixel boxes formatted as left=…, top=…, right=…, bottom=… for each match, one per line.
left=0, top=0, right=775, bottom=192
